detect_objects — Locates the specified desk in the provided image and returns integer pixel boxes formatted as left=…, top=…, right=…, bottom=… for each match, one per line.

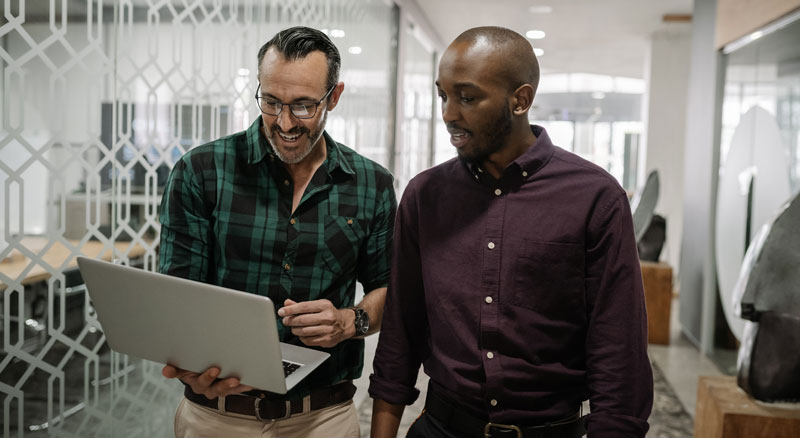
left=61, top=193, right=161, bottom=239
left=694, top=376, right=800, bottom=438
left=0, top=237, right=151, bottom=291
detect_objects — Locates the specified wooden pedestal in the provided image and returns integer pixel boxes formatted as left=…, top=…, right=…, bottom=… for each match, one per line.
left=640, top=261, right=672, bottom=345
left=694, top=376, right=800, bottom=438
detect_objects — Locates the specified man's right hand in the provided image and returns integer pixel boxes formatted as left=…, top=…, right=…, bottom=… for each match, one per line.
left=162, top=365, right=253, bottom=399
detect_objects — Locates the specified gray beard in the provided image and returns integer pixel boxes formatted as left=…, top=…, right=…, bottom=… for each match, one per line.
left=265, top=112, right=327, bottom=164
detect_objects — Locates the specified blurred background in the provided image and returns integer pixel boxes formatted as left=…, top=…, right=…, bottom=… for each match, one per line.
left=1, top=0, right=799, bottom=436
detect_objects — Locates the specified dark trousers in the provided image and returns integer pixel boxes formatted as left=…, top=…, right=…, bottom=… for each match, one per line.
left=407, top=410, right=463, bottom=438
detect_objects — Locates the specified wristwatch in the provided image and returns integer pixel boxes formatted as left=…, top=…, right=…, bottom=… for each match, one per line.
left=347, top=307, right=370, bottom=337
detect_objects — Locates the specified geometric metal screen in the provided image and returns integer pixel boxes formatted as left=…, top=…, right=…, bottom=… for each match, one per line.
left=0, top=1, right=393, bottom=436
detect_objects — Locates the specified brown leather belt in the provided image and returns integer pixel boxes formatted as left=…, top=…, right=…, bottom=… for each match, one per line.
left=184, top=381, right=356, bottom=421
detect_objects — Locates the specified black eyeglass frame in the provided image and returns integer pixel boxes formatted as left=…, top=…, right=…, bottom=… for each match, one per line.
left=254, top=84, right=336, bottom=119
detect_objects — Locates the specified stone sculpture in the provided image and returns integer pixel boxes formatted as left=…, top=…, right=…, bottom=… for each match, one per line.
left=733, top=192, right=800, bottom=402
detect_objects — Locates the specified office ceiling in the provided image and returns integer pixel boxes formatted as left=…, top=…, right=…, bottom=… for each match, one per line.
left=416, top=0, right=694, bottom=79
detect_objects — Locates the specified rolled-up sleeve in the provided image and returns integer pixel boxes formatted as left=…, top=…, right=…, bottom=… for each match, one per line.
left=368, top=182, right=428, bottom=405
left=584, top=193, right=654, bottom=437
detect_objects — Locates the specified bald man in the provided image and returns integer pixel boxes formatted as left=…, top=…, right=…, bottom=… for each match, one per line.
left=369, top=27, right=653, bottom=438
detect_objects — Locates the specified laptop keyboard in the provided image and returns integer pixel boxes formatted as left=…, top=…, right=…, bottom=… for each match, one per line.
left=283, top=361, right=302, bottom=377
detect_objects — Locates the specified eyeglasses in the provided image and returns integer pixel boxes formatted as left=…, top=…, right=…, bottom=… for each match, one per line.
left=254, top=84, right=335, bottom=119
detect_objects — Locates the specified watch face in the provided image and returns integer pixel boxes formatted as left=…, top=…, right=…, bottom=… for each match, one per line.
left=355, top=308, right=369, bottom=335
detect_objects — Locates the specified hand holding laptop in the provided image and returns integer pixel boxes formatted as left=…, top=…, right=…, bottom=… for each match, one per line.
left=162, top=365, right=253, bottom=399
left=278, top=299, right=357, bottom=348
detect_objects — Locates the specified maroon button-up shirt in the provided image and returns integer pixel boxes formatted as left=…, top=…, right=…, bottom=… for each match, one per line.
left=369, top=126, right=653, bottom=436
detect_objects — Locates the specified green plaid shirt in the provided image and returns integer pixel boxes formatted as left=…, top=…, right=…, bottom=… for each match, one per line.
left=158, top=117, right=396, bottom=399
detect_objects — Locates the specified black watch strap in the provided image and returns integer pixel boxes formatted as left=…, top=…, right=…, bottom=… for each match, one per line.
left=347, top=307, right=369, bottom=336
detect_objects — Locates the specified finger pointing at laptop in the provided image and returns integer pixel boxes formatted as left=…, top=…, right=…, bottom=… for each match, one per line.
left=278, top=299, right=356, bottom=348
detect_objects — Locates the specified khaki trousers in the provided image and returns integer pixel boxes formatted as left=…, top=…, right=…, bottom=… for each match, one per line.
left=174, top=396, right=360, bottom=438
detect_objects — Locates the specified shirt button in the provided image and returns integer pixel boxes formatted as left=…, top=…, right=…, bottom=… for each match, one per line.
left=494, top=189, right=502, bottom=196
left=290, top=218, right=296, bottom=225
left=283, top=179, right=290, bottom=186
left=347, top=218, right=353, bottom=225
left=284, top=264, right=291, bottom=271
left=490, top=399, right=498, bottom=407
left=487, top=242, right=495, bottom=249
left=487, top=352, right=494, bottom=359
left=522, top=171, right=528, bottom=177
left=485, top=296, right=493, bottom=304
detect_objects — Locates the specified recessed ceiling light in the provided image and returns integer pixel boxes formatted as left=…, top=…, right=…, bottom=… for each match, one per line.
left=528, top=5, right=553, bottom=14
left=237, top=68, right=250, bottom=76
left=592, top=91, right=606, bottom=100
left=534, top=48, right=544, bottom=56
left=331, top=29, right=346, bottom=38
left=348, top=46, right=362, bottom=55
left=526, top=30, right=546, bottom=40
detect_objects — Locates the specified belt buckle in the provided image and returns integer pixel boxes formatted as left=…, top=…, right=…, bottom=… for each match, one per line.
left=484, top=422, right=522, bottom=438
left=254, top=398, right=265, bottom=422
left=253, top=398, right=292, bottom=422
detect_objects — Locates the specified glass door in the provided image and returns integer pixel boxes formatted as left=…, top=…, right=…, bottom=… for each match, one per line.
left=0, top=1, right=397, bottom=436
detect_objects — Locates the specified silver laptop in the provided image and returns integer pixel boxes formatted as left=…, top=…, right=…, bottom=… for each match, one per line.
left=76, top=256, right=329, bottom=394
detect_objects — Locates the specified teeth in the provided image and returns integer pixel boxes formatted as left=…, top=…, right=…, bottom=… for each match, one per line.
left=279, top=133, right=300, bottom=141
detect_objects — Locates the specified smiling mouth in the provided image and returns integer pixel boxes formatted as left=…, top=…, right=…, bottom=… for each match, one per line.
left=278, top=132, right=301, bottom=142
left=450, top=131, right=470, bottom=147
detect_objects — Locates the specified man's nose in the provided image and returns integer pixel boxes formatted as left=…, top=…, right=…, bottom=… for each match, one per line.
left=441, top=100, right=459, bottom=124
left=276, top=107, right=297, bottom=132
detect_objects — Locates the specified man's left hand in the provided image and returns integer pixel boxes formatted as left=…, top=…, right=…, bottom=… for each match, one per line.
left=278, top=299, right=356, bottom=348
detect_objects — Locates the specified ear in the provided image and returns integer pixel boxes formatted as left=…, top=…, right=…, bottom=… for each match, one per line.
left=325, top=82, right=346, bottom=111
left=510, top=84, right=535, bottom=116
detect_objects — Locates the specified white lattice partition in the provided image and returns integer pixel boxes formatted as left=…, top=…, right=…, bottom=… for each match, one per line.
left=0, top=0, right=394, bottom=436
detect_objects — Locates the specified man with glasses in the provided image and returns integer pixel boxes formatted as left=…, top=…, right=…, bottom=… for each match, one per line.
left=158, top=26, right=396, bottom=437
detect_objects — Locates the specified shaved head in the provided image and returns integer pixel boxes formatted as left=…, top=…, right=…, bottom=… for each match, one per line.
left=452, top=26, right=540, bottom=95
left=436, top=26, right=541, bottom=172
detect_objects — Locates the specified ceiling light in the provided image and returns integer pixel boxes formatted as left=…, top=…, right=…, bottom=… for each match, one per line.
left=526, top=30, right=546, bottom=40
left=237, top=68, right=250, bottom=76
left=348, top=46, right=362, bottom=55
left=534, top=48, right=544, bottom=56
left=528, top=5, right=553, bottom=14
left=592, top=91, right=606, bottom=100
left=331, top=29, right=345, bottom=38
